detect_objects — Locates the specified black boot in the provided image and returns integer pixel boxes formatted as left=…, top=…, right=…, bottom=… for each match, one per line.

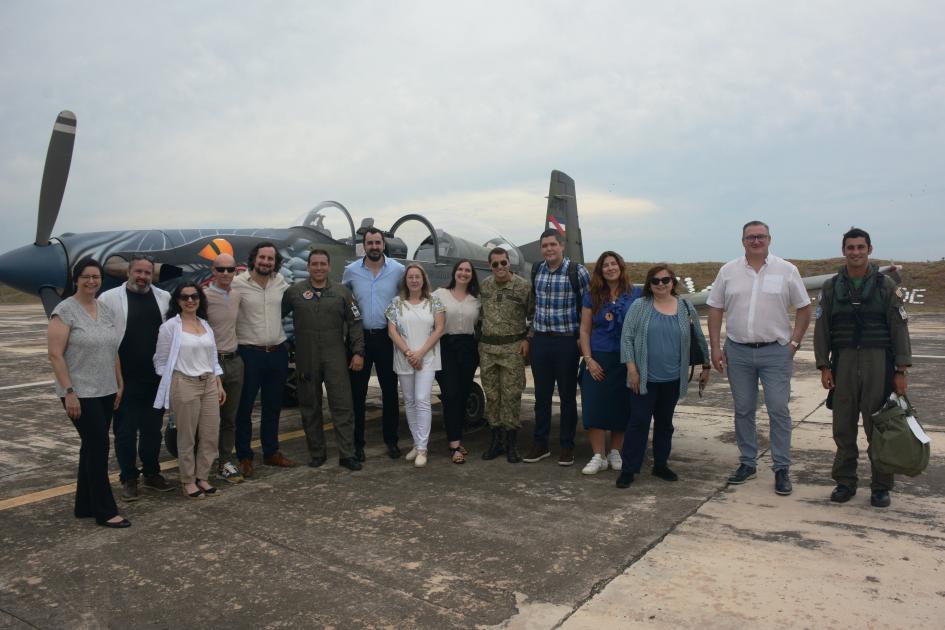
left=505, top=430, right=522, bottom=463
left=482, top=427, right=505, bottom=460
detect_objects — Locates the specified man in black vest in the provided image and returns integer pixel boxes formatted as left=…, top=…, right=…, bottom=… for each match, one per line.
left=814, top=227, right=911, bottom=508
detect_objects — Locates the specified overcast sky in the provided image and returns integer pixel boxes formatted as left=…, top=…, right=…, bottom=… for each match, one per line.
left=1, top=1, right=943, bottom=263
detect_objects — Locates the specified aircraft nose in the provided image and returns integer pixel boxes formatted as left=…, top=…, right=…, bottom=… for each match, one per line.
left=0, top=241, right=68, bottom=296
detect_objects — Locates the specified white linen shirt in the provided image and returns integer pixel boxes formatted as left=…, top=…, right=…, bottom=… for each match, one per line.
left=706, top=253, right=810, bottom=345
left=98, top=283, right=171, bottom=342
left=153, top=315, right=223, bottom=410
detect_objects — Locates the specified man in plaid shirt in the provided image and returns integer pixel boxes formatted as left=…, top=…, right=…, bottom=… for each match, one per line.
left=522, top=229, right=591, bottom=466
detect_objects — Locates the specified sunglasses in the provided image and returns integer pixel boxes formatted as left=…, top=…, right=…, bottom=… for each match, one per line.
left=214, top=266, right=237, bottom=273
left=650, top=276, right=673, bottom=286
left=490, top=259, right=509, bottom=268
left=179, top=293, right=200, bottom=302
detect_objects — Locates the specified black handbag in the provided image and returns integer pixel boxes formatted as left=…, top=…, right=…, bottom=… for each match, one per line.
left=685, top=300, right=705, bottom=382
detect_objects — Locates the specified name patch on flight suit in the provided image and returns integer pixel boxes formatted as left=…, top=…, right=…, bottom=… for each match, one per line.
left=302, top=290, right=314, bottom=300
left=350, top=302, right=361, bottom=320
left=895, top=287, right=908, bottom=320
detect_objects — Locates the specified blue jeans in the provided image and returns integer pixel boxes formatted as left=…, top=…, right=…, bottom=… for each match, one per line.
left=530, top=334, right=580, bottom=448
left=620, top=379, right=680, bottom=472
left=724, top=340, right=793, bottom=471
left=113, top=378, right=164, bottom=482
left=235, top=345, right=289, bottom=460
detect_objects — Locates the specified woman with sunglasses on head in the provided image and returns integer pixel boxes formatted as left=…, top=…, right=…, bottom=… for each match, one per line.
left=153, top=281, right=226, bottom=498
left=432, top=259, right=481, bottom=464
left=579, top=251, right=643, bottom=475
left=386, top=264, right=446, bottom=467
left=616, top=264, right=710, bottom=488
left=47, top=257, right=130, bottom=528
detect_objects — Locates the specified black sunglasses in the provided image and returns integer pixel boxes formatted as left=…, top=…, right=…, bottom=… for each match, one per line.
left=650, top=276, right=673, bottom=286
left=490, top=259, right=509, bottom=268
left=179, top=293, right=200, bottom=302
left=214, top=266, right=236, bottom=273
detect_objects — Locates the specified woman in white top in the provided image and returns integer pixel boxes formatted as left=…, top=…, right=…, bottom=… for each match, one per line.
left=432, top=260, right=481, bottom=464
left=386, top=264, right=445, bottom=467
left=153, top=281, right=225, bottom=498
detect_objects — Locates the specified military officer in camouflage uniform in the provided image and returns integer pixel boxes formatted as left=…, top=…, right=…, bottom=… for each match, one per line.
left=814, top=227, right=911, bottom=508
left=282, top=249, right=365, bottom=471
left=478, top=247, right=534, bottom=463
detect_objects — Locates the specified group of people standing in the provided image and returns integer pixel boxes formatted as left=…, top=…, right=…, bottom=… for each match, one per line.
left=47, top=220, right=912, bottom=529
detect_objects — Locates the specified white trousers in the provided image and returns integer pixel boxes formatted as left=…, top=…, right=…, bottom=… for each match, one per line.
left=399, top=369, right=436, bottom=451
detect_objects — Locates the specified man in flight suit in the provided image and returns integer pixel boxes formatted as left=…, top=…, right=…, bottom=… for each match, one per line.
left=283, top=249, right=365, bottom=471
left=814, top=227, right=911, bottom=508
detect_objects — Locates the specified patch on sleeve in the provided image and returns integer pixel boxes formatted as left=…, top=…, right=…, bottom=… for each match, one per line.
left=898, top=305, right=908, bottom=321
left=895, top=287, right=904, bottom=300
left=814, top=291, right=824, bottom=320
left=350, top=302, right=362, bottom=321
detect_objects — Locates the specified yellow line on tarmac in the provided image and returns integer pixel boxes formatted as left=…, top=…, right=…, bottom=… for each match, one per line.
left=0, top=420, right=344, bottom=513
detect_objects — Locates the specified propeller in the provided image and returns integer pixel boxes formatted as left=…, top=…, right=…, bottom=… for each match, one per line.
left=35, top=111, right=76, bottom=246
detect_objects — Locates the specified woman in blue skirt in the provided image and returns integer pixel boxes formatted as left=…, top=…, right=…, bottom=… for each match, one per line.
left=579, top=251, right=642, bottom=475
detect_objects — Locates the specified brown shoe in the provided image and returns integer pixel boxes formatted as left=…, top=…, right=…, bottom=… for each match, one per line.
left=263, top=451, right=297, bottom=468
left=558, top=447, right=575, bottom=467
left=239, top=458, right=254, bottom=478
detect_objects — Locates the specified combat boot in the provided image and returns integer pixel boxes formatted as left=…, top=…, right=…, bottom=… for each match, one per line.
left=482, top=427, right=505, bottom=460
left=505, top=430, right=522, bottom=464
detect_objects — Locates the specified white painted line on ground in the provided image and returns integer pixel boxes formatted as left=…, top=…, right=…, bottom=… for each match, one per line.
left=914, top=354, right=945, bottom=359
left=0, top=380, right=54, bottom=391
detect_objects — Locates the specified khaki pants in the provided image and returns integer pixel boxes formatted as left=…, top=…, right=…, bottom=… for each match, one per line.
left=171, top=372, right=221, bottom=484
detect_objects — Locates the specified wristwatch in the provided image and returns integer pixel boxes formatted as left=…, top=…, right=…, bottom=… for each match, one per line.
left=65, top=387, right=76, bottom=395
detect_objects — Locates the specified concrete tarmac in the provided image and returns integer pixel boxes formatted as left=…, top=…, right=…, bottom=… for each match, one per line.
left=0, top=304, right=942, bottom=629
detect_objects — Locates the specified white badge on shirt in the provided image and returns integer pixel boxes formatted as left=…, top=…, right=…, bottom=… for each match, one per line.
left=762, top=274, right=784, bottom=294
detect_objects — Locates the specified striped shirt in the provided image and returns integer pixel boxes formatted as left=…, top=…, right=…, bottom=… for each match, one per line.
left=531, top=258, right=591, bottom=334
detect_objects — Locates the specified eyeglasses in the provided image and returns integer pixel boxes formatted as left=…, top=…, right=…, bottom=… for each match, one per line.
left=214, top=266, right=236, bottom=273
left=650, top=276, right=673, bottom=286
left=179, top=294, right=200, bottom=302
left=743, top=234, right=770, bottom=242
left=490, top=260, right=509, bottom=268
left=78, top=275, right=102, bottom=281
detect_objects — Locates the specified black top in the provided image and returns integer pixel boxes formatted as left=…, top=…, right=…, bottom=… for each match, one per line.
left=118, top=288, right=162, bottom=382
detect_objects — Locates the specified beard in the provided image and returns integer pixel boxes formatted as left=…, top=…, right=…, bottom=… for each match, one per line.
left=126, top=280, right=152, bottom=294
left=254, top=265, right=273, bottom=276
left=365, top=249, right=383, bottom=261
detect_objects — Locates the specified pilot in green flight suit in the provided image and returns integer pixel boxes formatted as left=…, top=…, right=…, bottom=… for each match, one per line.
left=282, top=249, right=365, bottom=470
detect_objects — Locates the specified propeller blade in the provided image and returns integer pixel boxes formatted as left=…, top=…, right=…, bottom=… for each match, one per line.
left=39, top=286, right=64, bottom=317
left=35, top=111, right=77, bottom=246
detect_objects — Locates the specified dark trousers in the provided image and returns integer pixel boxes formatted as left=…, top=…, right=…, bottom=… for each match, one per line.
left=530, top=334, right=580, bottom=448
left=68, top=395, right=120, bottom=524
left=235, top=345, right=288, bottom=460
left=350, top=329, right=400, bottom=448
left=113, top=378, right=163, bottom=482
left=437, top=334, right=479, bottom=442
left=621, top=379, right=681, bottom=473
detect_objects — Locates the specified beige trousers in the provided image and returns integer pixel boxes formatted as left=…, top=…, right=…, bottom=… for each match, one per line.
left=171, top=372, right=221, bottom=484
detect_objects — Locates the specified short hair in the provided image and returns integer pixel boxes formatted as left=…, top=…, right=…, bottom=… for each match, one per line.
left=167, top=280, right=208, bottom=320
left=308, top=249, right=331, bottom=263
left=399, top=263, right=432, bottom=300
left=247, top=241, right=283, bottom=272
left=643, top=264, right=679, bottom=298
left=72, top=256, right=103, bottom=286
left=488, top=247, right=508, bottom=263
left=742, top=220, right=770, bottom=236
left=129, top=252, right=155, bottom=268
left=362, top=227, right=385, bottom=244
left=842, top=227, right=871, bottom=248
left=446, top=259, right=481, bottom=297
left=539, top=228, right=563, bottom=244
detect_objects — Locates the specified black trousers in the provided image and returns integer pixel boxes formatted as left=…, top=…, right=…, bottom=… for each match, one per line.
left=437, top=334, right=479, bottom=442
left=67, top=395, right=120, bottom=524
left=530, top=334, right=580, bottom=448
left=621, top=379, right=680, bottom=473
left=350, top=329, right=400, bottom=448
left=113, top=378, right=163, bottom=482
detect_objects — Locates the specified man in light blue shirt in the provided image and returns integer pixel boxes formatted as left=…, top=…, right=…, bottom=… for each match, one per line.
left=343, top=227, right=405, bottom=460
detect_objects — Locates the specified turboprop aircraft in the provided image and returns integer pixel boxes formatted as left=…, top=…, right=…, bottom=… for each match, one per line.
left=0, top=112, right=583, bottom=316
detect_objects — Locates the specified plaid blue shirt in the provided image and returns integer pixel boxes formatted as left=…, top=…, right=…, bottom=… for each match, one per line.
left=532, top=258, right=591, bottom=333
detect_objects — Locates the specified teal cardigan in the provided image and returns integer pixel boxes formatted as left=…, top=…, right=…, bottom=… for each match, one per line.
left=619, top=296, right=708, bottom=397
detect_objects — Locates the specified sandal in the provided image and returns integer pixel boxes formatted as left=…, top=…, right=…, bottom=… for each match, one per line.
left=450, top=447, right=466, bottom=464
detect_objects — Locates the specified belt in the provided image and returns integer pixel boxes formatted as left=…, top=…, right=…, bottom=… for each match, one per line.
left=734, top=340, right=778, bottom=348
left=218, top=352, right=237, bottom=360
left=241, top=343, right=285, bottom=352
left=533, top=331, right=577, bottom=337
left=479, top=333, right=526, bottom=345
left=175, top=371, right=214, bottom=382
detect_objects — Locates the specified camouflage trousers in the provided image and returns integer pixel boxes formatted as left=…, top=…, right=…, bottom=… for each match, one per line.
left=478, top=345, right=526, bottom=429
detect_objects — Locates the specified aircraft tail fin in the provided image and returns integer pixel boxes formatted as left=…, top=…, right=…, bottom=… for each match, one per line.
left=520, top=170, right=585, bottom=266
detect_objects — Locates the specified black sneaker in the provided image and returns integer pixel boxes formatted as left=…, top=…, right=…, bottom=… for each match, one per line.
left=870, top=488, right=891, bottom=508
left=522, top=443, right=550, bottom=463
left=339, top=457, right=362, bottom=471
left=616, top=472, right=635, bottom=488
left=355, top=446, right=366, bottom=462
left=774, top=469, right=793, bottom=496
left=142, top=474, right=174, bottom=492
left=386, top=443, right=401, bottom=460
left=308, top=456, right=326, bottom=468
left=830, top=484, right=856, bottom=503
left=727, top=464, right=757, bottom=485
left=120, top=479, right=140, bottom=502
left=652, top=465, right=678, bottom=481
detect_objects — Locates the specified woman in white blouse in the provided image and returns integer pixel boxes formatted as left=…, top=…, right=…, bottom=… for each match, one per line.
left=386, top=264, right=445, bottom=467
left=153, top=281, right=225, bottom=498
left=432, top=260, right=481, bottom=464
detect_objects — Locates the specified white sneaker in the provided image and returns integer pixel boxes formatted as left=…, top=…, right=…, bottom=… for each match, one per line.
left=405, top=448, right=418, bottom=461
left=607, top=450, right=623, bottom=471
left=582, top=453, right=609, bottom=475
left=414, top=450, right=428, bottom=467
